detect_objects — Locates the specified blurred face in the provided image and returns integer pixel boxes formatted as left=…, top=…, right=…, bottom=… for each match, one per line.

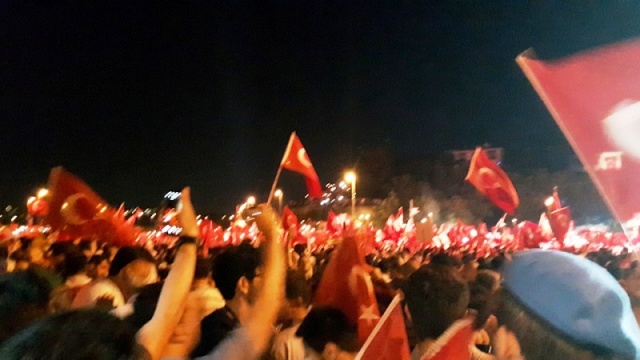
left=123, top=260, right=158, bottom=290
left=94, top=259, right=110, bottom=278
left=621, top=267, right=640, bottom=300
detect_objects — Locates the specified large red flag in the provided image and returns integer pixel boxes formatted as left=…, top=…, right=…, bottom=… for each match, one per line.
left=45, top=167, right=139, bottom=245
left=356, top=294, right=410, bottom=360
left=280, top=132, right=323, bottom=198
left=517, top=39, right=640, bottom=225
left=465, top=147, right=520, bottom=214
left=314, top=235, right=380, bottom=345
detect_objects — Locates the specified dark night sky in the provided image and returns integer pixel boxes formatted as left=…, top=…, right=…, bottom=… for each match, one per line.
left=1, top=1, right=640, bottom=213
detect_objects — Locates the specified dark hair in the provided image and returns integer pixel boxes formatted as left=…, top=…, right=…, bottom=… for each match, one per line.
left=49, top=242, right=78, bottom=258
left=194, top=257, right=212, bottom=280
left=405, top=265, right=470, bottom=340
left=128, top=282, right=163, bottom=330
left=89, top=254, right=110, bottom=266
left=293, top=244, right=306, bottom=256
left=0, top=270, right=52, bottom=343
left=285, top=270, right=312, bottom=305
left=0, top=310, right=147, bottom=360
left=0, top=245, right=8, bottom=259
left=495, top=289, right=623, bottom=360
left=295, top=307, right=359, bottom=354
left=212, top=245, right=261, bottom=300
left=109, top=246, right=155, bottom=277
left=78, top=239, right=94, bottom=252
left=61, top=251, right=88, bottom=279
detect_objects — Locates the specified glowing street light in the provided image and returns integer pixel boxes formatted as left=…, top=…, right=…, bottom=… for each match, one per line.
left=37, top=188, right=49, bottom=199
left=344, top=171, right=357, bottom=219
left=274, top=189, right=283, bottom=213
left=246, top=196, right=256, bottom=206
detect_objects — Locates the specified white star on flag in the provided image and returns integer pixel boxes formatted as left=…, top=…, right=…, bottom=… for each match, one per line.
left=359, top=304, right=380, bottom=326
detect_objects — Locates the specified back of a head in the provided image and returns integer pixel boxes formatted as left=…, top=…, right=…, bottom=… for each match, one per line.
left=194, top=257, right=212, bottom=280
left=128, top=282, right=164, bottom=330
left=285, top=270, right=312, bottom=306
left=500, top=250, right=640, bottom=360
left=212, top=245, right=260, bottom=300
left=295, top=306, right=359, bottom=354
left=109, top=246, right=155, bottom=277
left=0, top=270, right=52, bottom=344
left=61, top=250, right=88, bottom=279
left=405, top=264, right=470, bottom=340
left=0, top=309, right=145, bottom=360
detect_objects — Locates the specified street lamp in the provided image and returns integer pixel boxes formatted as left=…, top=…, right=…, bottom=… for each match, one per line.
left=246, top=196, right=256, bottom=207
left=274, top=189, right=283, bottom=213
left=37, top=188, right=49, bottom=199
left=344, top=171, right=357, bottom=219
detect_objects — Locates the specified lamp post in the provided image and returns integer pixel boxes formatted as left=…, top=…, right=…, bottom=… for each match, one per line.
left=344, top=171, right=357, bottom=219
left=274, top=189, right=283, bottom=213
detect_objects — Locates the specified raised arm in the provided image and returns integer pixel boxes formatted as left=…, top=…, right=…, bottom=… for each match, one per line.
left=137, top=187, right=198, bottom=360
left=245, top=204, right=287, bottom=357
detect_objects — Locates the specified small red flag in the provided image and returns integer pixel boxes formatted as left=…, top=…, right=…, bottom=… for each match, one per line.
left=282, top=206, right=299, bottom=230
left=280, top=132, right=323, bottom=198
left=314, top=235, right=380, bottom=345
left=45, top=167, right=139, bottom=245
left=548, top=207, right=573, bottom=243
left=517, top=39, right=640, bottom=225
left=356, top=295, right=411, bottom=360
left=465, top=147, right=520, bottom=214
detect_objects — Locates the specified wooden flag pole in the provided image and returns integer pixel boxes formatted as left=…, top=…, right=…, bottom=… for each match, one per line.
left=267, top=166, right=283, bottom=206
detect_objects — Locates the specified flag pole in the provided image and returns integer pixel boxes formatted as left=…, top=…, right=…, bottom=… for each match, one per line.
left=268, top=132, right=296, bottom=205
left=267, top=166, right=283, bottom=205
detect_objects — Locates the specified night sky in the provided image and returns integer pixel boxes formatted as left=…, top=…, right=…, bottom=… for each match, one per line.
left=2, top=1, right=640, bottom=213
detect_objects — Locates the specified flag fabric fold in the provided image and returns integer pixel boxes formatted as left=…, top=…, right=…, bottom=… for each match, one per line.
left=314, top=235, right=380, bottom=345
left=356, top=294, right=411, bottom=360
left=517, top=39, right=640, bottom=225
left=465, top=147, right=520, bottom=214
left=280, top=132, right=323, bottom=198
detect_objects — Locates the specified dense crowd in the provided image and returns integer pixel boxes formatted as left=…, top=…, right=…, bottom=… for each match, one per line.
left=1, top=188, right=639, bottom=360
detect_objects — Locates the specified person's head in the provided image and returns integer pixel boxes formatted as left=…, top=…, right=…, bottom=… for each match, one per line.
left=296, top=306, right=359, bottom=360
left=109, top=247, right=157, bottom=291
left=497, top=250, right=640, bottom=360
left=0, top=270, right=52, bottom=343
left=78, top=239, right=98, bottom=259
left=619, top=261, right=640, bottom=301
left=0, top=310, right=147, bottom=360
left=88, top=254, right=110, bottom=279
left=60, top=250, right=88, bottom=279
left=194, top=257, right=212, bottom=281
left=212, top=245, right=261, bottom=302
left=9, top=250, right=30, bottom=271
left=459, top=254, right=479, bottom=282
left=279, top=270, right=312, bottom=323
left=405, top=264, right=470, bottom=341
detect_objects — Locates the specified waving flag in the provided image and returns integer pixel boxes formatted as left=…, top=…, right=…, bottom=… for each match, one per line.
left=45, top=167, right=139, bottom=245
left=465, top=147, right=519, bottom=214
left=314, top=235, right=380, bottom=345
left=356, top=295, right=410, bottom=360
left=280, top=132, right=323, bottom=198
left=517, top=39, right=640, bottom=225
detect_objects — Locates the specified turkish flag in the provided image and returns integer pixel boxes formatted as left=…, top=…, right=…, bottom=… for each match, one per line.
left=314, top=235, right=380, bottom=345
left=548, top=207, right=573, bottom=243
left=282, top=206, right=299, bottom=230
left=357, top=295, right=410, bottom=360
left=419, top=318, right=474, bottom=360
left=465, top=147, right=520, bottom=214
left=517, top=39, right=640, bottom=225
left=280, top=132, right=323, bottom=198
left=45, top=167, right=139, bottom=245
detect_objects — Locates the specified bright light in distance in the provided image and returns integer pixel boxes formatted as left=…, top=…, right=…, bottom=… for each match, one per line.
left=11, top=216, right=17, bottom=222
left=421, top=218, right=427, bottom=223
left=37, top=188, right=49, bottom=198
left=165, top=191, right=181, bottom=201
left=27, top=196, right=36, bottom=205
left=339, top=181, right=347, bottom=189
left=544, top=197, right=555, bottom=207
left=344, top=171, right=356, bottom=184
left=274, top=189, right=282, bottom=197
left=247, top=196, right=256, bottom=205
left=337, top=195, right=344, bottom=201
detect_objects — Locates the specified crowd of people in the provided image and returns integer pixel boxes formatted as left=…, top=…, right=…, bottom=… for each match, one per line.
left=1, top=187, right=640, bottom=360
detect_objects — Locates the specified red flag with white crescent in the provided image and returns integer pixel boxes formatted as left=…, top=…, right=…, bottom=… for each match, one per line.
left=517, top=39, right=640, bottom=225
left=465, top=147, right=520, bottom=214
left=280, top=132, right=323, bottom=198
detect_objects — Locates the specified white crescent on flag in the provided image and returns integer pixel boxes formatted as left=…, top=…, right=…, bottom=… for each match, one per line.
left=60, top=193, right=91, bottom=225
left=297, top=148, right=312, bottom=168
